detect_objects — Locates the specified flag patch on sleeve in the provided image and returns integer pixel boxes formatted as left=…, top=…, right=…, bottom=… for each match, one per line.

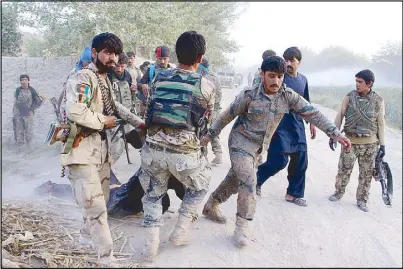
left=76, top=84, right=90, bottom=104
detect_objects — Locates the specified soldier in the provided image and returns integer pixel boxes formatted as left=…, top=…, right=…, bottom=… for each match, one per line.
left=62, top=32, right=144, bottom=267
left=138, top=31, right=215, bottom=261
left=248, top=72, right=253, bottom=86
left=137, top=45, right=173, bottom=118
left=328, top=69, right=386, bottom=212
left=140, top=61, right=151, bottom=74
left=107, top=52, right=136, bottom=167
left=200, top=56, right=351, bottom=248
left=256, top=47, right=316, bottom=207
left=12, top=74, right=43, bottom=152
left=252, top=49, right=276, bottom=86
left=197, top=58, right=224, bottom=165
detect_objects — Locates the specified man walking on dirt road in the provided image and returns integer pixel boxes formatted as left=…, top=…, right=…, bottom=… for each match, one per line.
left=13, top=74, right=43, bottom=152
left=62, top=32, right=144, bottom=267
left=328, top=69, right=386, bottom=212
left=256, top=47, right=316, bottom=207
left=200, top=56, right=351, bottom=248
left=138, top=31, right=215, bottom=261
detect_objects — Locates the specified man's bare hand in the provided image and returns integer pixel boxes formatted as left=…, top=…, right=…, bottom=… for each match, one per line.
left=130, top=84, right=137, bottom=92
left=141, top=84, right=149, bottom=97
left=335, top=134, right=351, bottom=151
left=104, top=116, right=117, bottom=129
left=200, top=135, right=211, bottom=147
left=310, top=124, right=316, bottom=139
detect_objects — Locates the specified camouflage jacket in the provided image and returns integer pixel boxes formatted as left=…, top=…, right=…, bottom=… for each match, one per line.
left=208, top=83, right=341, bottom=158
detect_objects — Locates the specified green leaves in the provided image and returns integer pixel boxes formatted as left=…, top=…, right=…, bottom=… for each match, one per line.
left=11, top=2, right=243, bottom=67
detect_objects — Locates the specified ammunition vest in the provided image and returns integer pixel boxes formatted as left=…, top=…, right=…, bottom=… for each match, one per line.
left=146, top=69, right=207, bottom=131
left=344, top=90, right=383, bottom=137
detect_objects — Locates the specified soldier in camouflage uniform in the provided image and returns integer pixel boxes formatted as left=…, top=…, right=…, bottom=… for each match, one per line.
left=252, top=49, right=277, bottom=86
left=197, top=58, right=224, bottom=164
left=108, top=52, right=136, bottom=164
left=126, top=51, right=142, bottom=114
left=200, top=56, right=351, bottom=248
left=12, top=74, right=42, bottom=152
left=62, top=33, right=144, bottom=267
left=138, top=31, right=215, bottom=261
left=328, top=69, right=386, bottom=212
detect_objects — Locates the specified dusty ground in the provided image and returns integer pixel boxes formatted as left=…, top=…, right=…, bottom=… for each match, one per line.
left=2, top=57, right=402, bottom=267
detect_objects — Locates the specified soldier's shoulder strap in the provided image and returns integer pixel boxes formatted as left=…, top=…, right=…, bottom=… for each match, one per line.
left=148, top=64, right=156, bottom=87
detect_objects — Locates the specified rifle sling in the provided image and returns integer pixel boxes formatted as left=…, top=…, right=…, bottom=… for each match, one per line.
left=62, top=123, right=78, bottom=154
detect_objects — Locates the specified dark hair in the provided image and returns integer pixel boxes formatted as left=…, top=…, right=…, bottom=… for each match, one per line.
left=175, top=31, right=206, bottom=65
left=355, top=69, right=375, bottom=85
left=92, top=32, right=123, bottom=54
left=118, top=53, right=129, bottom=65
left=20, top=74, right=30, bottom=81
left=283, top=46, right=302, bottom=61
left=143, top=61, right=150, bottom=66
left=262, top=49, right=276, bottom=60
left=261, top=56, right=287, bottom=74
left=126, top=51, right=135, bottom=57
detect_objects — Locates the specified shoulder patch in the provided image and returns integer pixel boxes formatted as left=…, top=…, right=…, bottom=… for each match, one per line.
left=76, top=83, right=91, bottom=104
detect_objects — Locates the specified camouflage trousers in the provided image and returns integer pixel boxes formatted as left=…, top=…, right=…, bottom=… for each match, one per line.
left=211, top=148, right=257, bottom=220
left=108, top=124, right=134, bottom=165
left=68, top=162, right=114, bottom=259
left=138, top=142, right=211, bottom=227
left=13, top=115, right=33, bottom=148
left=335, top=143, right=378, bottom=202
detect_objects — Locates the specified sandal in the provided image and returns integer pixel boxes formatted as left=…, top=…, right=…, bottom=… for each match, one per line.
left=286, top=197, right=307, bottom=207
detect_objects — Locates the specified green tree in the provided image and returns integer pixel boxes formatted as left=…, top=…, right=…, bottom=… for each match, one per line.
left=1, top=3, right=22, bottom=56
left=371, top=41, right=402, bottom=83
left=15, top=2, right=247, bottom=67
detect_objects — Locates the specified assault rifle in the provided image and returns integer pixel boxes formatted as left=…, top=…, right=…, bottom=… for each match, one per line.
left=110, top=118, right=132, bottom=164
left=373, top=151, right=393, bottom=206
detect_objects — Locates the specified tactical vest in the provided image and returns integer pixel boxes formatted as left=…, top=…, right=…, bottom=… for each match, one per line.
left=110, top=75, right=132, bottom=110
left=343, top=90, right=383, bottom=137
left=146, top=69, right=207, bottom=131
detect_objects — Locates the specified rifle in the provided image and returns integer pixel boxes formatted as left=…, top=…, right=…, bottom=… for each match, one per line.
left=113, top=81, right=132, bottom=164
left=111, top=119, right=132, bottom=164
left=50, top=97, right=62, bottom=122
left=373, top=151, right=393, bottom=206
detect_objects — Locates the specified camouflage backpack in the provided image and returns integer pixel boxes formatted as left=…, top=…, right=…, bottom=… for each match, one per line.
left=146, top=69, right=208, bottom=131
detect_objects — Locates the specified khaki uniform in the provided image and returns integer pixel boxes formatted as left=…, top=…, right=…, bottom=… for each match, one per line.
left=127, top=65, right=143, bottom=114
left=139, top=68, right=216, bottom=228
left=62, top=62, right=143, bottom=260
left=208, top=83, right=341, bottom=220
left=13, top=88, right=35, bottom=149
left=333, top=90, right=385, bottom=202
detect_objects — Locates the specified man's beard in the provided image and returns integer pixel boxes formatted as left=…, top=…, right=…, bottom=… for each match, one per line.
left=96, top=56, right=115, bottom=73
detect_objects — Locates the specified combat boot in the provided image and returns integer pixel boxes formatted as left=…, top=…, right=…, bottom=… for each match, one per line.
left=169, top=214, right=192, bottom=246
left=144, top=227, right=160, bottom=261
left=202, top=194, right=227, bottom=224
left=329, top=193, right=342, bottom=202
left=233, top=216, right=250, bottom=248
left=357, top=200, right=369, bottom=212
left=211, top=153, right=223, bottom=165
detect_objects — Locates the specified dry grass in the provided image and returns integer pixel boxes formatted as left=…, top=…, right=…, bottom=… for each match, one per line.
left=1, top=198, right=139, bottom=268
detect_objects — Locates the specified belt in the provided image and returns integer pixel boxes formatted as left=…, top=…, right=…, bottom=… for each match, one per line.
left=145, top=141, right=177, bottom=153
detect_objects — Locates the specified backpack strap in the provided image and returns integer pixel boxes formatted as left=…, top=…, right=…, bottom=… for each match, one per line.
left=148, top=64, right=156, bottom=87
